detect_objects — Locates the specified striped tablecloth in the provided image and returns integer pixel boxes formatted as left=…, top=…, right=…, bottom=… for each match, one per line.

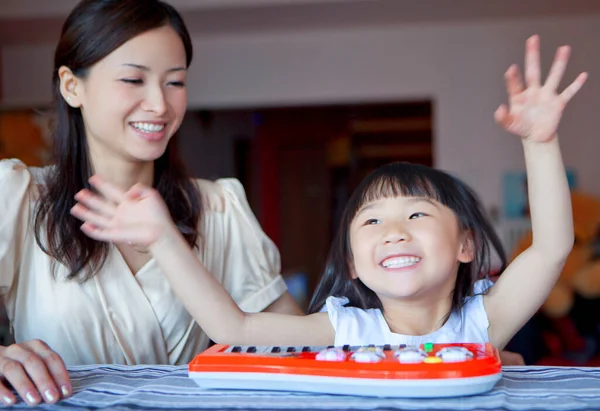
left=5, top=365, right=600, bottom=410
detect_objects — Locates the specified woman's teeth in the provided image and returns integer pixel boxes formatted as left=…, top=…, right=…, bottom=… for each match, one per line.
left=131, top=122, right=165, bottom=132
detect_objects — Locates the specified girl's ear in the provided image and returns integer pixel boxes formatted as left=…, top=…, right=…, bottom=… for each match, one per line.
left=458, top=232, right=476, bottom=263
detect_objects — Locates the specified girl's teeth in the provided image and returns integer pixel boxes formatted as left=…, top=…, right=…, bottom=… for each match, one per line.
left=382, top=256, right=420, bottom=268
left=132, top=122, right=165, bottom=132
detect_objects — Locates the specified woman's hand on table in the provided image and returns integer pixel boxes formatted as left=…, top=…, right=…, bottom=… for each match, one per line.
left=0, top=340, right=71, bottom=405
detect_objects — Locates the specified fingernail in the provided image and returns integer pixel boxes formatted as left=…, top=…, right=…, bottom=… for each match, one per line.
left=3, top=396, right=14, bottom=405
left=25, top=391, right=38, bottom=404
left=61, top=385, right=71, bottom=397
left=44, top=388, right=57, bottom=402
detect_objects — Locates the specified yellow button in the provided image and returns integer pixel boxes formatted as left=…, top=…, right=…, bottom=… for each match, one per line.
left=424, top=356, right=442, bottom=364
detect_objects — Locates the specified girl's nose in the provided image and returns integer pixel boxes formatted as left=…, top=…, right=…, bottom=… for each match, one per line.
left=383, top=224, right=412, bottom=244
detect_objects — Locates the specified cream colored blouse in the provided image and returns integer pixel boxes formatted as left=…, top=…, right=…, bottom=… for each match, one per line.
left=0, top=159, right=287, bottom=365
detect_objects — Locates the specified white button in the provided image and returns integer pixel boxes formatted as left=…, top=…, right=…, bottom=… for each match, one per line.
left=351, top=347, right=385, bottom=363
left=395, top=347, right=427, bottom=364
left=315, top=348, right=346, bottom=362
left=436, top=347, right=473, bottom=362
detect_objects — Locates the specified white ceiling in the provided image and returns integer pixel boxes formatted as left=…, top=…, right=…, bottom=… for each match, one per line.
left=1, top=0, right=600, bottom=45
left=0, top=0, right=368, bottom=18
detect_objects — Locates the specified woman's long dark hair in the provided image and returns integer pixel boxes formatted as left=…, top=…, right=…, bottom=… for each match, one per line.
left=34, top=0, right=201, bottom=281
left=308, top=162, right=506, bottom=316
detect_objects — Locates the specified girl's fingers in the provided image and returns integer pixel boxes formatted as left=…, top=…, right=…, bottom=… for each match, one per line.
left=544, top=46, right=570, bottom=91
left=80, top=222, right=155, bottom=245
left=70, top=204, right=112, bottom=228
left=125, top=184, right=153, bottom=202
left=74, top=189, right=117, bottom=218
left=559, top=72, right=588, bottom=104
left=80, top=223, right=116, bottom=243
left=494, top=104, right=513, bottom=130
left=88, top=175, right=126, bottom=204
left=504, top=64, right=524, bottom=98
left=524, top=34, right=541, bottom=88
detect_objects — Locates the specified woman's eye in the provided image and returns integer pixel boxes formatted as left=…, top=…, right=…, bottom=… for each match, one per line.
left=168, top=81, right=185, bottom=87
left=409, top=212, right=426, bottom=219
left=365, top=219, right=381, bottom=225
left=121, top=79, right=143, bottom=85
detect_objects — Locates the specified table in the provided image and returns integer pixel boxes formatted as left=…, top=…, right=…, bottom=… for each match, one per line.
left=6, top=365, right=600, bottom=410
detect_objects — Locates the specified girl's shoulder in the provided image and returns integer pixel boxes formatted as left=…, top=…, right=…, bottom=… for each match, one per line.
left=322, top=296, right=384, bottom=327
left=472, top=278, right=494, bottom=295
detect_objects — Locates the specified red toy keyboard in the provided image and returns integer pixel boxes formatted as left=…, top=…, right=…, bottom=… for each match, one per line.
left=189, top=343, right=502, bottom=398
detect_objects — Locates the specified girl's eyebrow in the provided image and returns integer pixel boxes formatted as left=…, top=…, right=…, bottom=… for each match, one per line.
left=406, top=197, right=440, bottom=208
left=356, top=197, right=440, bottom=217
left=356, top=203, right=378, bottom=217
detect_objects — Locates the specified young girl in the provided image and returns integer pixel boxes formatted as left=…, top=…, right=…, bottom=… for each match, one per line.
left=72, top=35, right=586, bottom=351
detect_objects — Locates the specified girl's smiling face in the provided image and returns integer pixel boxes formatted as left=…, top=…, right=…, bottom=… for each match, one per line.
left=349, top=195, right=474, bottom=305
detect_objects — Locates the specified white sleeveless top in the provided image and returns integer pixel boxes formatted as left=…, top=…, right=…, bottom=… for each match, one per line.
left=324, top=279, right=492, bottom=346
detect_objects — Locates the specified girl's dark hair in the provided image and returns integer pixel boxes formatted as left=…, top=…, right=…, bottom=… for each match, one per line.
left=308, top=162, right=506, bottom=317
left=34, top=0, right=200, bottom=281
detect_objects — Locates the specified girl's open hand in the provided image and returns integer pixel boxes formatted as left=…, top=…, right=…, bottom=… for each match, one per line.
left=70, top=175, right=173, bottom=247
left=494, top=35, right=587, bottom=143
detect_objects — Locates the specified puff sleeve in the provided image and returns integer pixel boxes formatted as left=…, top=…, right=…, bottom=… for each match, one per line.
left=0, top=159, right=33, bottom=298
left=199, top=178, right=287, bottom=312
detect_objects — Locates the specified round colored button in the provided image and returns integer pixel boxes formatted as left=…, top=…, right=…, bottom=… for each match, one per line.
left=424, top=356, right=442, bottom=364
left=351, top=347, right=385, bottom=363
left=315, top=348, right=346, bottom=362
left=436, top=347, right=473, bottom=363
left=395, top=347, right=427, bottom=364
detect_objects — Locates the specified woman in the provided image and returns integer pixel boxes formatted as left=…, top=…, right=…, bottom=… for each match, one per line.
left=0, top=0, right=300, bottom=405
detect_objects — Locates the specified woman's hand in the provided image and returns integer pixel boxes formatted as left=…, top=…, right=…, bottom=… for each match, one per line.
left=0, top=340, right=71, bottom=405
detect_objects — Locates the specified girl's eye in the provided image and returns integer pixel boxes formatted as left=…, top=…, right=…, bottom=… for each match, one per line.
left=121, top=79, right=143, bottom=85
left=168, top=81, right=185, bottom=87
left=365, top=218, right=381, bottom=225
left=409, top=212, right=426, bottom=219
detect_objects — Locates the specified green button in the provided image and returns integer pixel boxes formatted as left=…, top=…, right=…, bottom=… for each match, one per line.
left=424, top=343, right=434, bottom=352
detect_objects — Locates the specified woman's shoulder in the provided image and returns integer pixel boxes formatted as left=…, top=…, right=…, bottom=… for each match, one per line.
left=192, top=177, right=251, bottom=214
left=0, top=158, right=51, bottom=198
left=0, top=158, right=28, bottom=176
left=193, top=177, right=226, bottom=213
